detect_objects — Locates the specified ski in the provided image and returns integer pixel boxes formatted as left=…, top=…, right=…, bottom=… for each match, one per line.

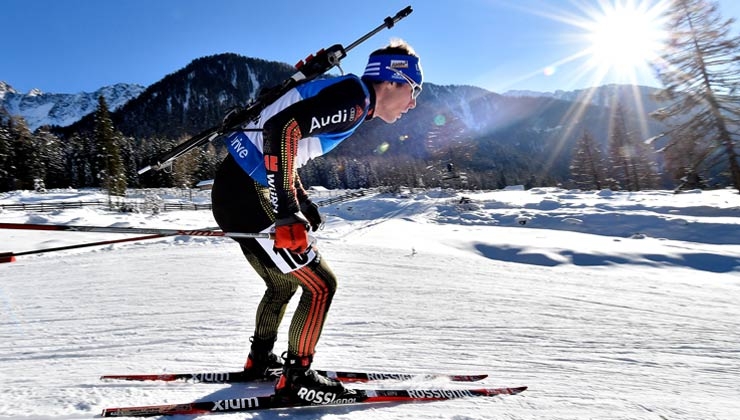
left=101, top=386, right=527, bottom=417
left=101, top=369, right=488, bottom=384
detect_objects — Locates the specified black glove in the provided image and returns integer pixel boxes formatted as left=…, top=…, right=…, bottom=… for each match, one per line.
left=300, top=200, right=324, bottom=232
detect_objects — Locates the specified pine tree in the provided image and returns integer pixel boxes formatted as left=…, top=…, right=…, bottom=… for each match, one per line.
left=6, top=116, right=41, bottom=190
left=424, top=112, right=476, bottom=187
left=171, top=141, right=199, bottom=188
left=652, top=0, right=740, bottom=191
left=65, top=132, right=96, bottom=188
left=608, top=103, right=660, bottom=190
left=608, top=103, right=637, bottom=190
left=192, top=144, right=220, bottom=185
left=0, top=108, right=15, bottom=192
left=35, top=126, right=67, bottom=189
left=323, top=159, right=342, bottom=189
left=94, top=95, right=127, bottom=195
left=343, top=158, right=371, bottom=189
left=117, top=135, right=140, bottom=188
left=138, top=136, right=177, bottom=187
left=570, top=130, right=606, bottom=190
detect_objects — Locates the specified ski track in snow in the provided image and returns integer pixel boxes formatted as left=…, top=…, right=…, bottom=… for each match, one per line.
left=1, top=187, right=739, bottom=419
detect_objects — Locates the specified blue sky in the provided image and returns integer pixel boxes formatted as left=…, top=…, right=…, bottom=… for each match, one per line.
left=3, top=0, right=740, bottom=94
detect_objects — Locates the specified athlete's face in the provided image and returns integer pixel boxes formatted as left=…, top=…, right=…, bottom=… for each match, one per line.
left=373, top=82, right=417, bottom=123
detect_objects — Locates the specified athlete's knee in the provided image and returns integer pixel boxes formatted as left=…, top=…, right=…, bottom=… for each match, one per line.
left=317, top=271, right=338, bottom=297
left=313, top=259, right=338, bottom=295
left=324, top=275, right=337, bottom=297
left=264, top=282, right=299, bottom=302
left=303, top=276, right=336, bottom=299
left=295, top=267, right=337, bottom=302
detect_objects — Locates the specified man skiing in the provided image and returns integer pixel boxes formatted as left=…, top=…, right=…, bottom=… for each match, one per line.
left=210, top=39, right=423, bottom=403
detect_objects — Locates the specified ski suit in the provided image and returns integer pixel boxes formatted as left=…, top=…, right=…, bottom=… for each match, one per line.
left=211, top=74, right=374, bottom=357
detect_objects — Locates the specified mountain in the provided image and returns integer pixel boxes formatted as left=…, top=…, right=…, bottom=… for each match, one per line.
left=0, top=81, right=145, bottom=130
left=8, top=54, right=666, bottom=156
left=340, top=82, right=667, bottom=181
left=113, top=53, right=297, bottom=139
left=5, top=53, right=668, bottom=187
left=75, top=53, right=668, bottom=186
left=504, top=84, right=664, bottom=114
left=57, top=53, right=298, bottom=140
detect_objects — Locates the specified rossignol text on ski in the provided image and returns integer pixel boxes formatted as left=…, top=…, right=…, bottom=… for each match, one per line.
left=101, top=385, right=527, bottom=417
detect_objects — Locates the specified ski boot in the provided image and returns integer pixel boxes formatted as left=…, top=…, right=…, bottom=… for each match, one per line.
left=273, top=353, right=345, bottom=405
left=241, top=336, right=283, bottom=381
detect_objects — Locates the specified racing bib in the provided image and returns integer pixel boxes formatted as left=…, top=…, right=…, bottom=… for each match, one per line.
left=254, top=225, right=318, bottom=273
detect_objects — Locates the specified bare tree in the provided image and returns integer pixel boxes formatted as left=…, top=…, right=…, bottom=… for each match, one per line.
left=652, top=0, right=740, bottom=191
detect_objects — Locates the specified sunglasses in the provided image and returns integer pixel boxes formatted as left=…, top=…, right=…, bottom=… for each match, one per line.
left=386, top=66, right=422, bottom=99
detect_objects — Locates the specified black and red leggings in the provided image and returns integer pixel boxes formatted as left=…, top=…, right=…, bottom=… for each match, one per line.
left=211, top=155, right=337, bottom=357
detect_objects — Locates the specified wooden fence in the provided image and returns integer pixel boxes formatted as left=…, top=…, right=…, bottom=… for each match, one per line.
left=0, top=200, right=121, bottom=212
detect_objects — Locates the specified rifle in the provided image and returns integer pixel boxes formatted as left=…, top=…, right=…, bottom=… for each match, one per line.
left=138, top=6, right=413, bottom=175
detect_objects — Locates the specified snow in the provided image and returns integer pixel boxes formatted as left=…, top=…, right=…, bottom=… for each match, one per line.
left=1, top=187, right=739, bottom=419
left=0, top=82, right=145, bottom=130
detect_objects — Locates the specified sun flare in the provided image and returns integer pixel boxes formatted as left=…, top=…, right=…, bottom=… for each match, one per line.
left=582, top=0, right=670, bottom=81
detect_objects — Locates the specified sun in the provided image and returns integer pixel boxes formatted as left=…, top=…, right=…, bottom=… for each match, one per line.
left=581, top=0, right=670, bottom=81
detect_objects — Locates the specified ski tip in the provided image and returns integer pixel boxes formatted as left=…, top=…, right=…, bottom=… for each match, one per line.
left=0, top=252, right=16, bottom=263
left=481, top=386, right=527, bottom=396
left=100, top=375, right=125, bottom=381
left=451, top=374, right=488, bottom=382
left=101, top=374, right=180, bottom=382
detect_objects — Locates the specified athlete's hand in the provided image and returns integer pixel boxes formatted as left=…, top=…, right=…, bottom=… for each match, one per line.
left=274, top=216, right=310, bottom=254
left=300, top=200, right=324, bottom=232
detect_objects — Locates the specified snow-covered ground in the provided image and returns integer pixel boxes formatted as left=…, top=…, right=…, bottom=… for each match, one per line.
left=1, top=187, right=739, bottom=419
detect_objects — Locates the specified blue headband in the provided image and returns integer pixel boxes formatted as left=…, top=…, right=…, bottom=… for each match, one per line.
left=362, top=54, right=423, bottom=85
